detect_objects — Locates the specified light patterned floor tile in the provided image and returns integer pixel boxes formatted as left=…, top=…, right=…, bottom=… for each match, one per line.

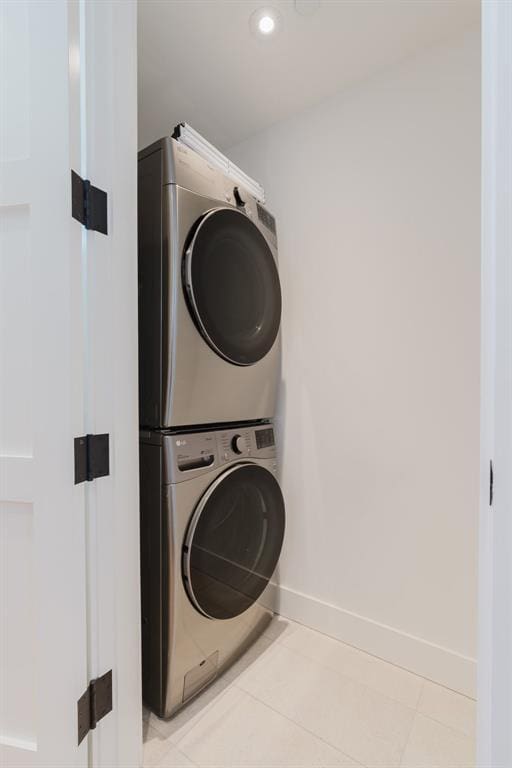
left=401, top=713, right=475, bottom=768
left=223, top=633, right=276, bottom=683
left=237, top=641, right=415, bottom=767
left=418, top=680, right=476, bottom=737
left=262, top=614, right=300, bottom=643
left=280, top=624, right=424, bottom=709
left=176, top=686, right=360, bottom=767
left=146, top=673, right=234, bottom=744
left=155, top=743, right=197, bottom=768
left=143, top=724, right=178, bottom=767
left=143, top=619, right=477, bottom=768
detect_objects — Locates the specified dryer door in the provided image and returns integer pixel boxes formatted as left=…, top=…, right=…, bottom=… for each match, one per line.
left=183, top=208, right=281, bottom=366
left=183, top=463, right=285, bottom=619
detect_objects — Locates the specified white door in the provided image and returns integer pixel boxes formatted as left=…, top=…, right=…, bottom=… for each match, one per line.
left=79, top=1, right=141, bottom=766
left=0, top=1, right=88, bottom=766
left=0, top=1, right=140, bottom=766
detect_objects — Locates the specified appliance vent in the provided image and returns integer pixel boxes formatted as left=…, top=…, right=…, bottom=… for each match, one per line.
left=182, top=651, right=219, bottom=703
left=257, top=203, right=277, bottom=235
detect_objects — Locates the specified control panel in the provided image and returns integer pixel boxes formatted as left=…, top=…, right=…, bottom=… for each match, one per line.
left=165, top=424, right=276, bottom=483
left=217, top=425, right=275, bottom=464
left=173, top=431, right=217, bottom=473
left=255, top=427, right=275, bottom=449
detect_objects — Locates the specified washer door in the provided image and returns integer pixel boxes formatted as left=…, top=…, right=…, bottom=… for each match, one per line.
left=183, top=208, right=281, bottom=366
left=183, top=463, right=285, bottom=620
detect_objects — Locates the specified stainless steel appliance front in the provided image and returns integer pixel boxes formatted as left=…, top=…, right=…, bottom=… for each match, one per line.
left=139, top=422, right=285, bottom=718
left=138, top=137, right=282, bottom=429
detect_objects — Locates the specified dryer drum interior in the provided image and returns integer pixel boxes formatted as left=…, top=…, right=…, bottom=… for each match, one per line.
left=183, top=208, right=282, bottom=366
left=183, top=463, right=285, bottom=620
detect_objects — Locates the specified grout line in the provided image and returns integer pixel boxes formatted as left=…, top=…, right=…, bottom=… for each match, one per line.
left=398, top=711, right=476, bottom=768
left=273, top=626, right=476, bottom=742
left=415, top=677, right=426, bottom=712
left=146, top=620, right=475, bottom=766
left=146, top=678, right=237, bottom=745
left=272, top=612, right=477, bottom=702
left=142, top=724, right=175, bottom=767
left=398, top=704, right=418, bottom=768
left=271, top=617, right=476, bottom=714
left=236, top=685, right=366, bottom=768
left=415, top=674, right=477, bottom=739
left=144, top=722, right=201, bottom=768
left=169, top=742, right=201, bottom=768
left=412, top=710, right=477, bottom=742
left=261, top=632, right=421, bottom=714
left=418, top=677, right=477, bottom=703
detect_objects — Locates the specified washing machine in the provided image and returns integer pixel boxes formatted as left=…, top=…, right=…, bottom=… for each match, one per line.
left=139, top=421, right=285, bottom=718
left=138, top=136, right=282, bottom=429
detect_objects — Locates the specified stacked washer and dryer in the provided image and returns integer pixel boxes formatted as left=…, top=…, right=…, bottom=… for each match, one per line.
left=138, top=136, right=285, bottom=718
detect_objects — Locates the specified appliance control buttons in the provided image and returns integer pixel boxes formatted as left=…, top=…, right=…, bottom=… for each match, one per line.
left=231, top=434, right=245, bottom=454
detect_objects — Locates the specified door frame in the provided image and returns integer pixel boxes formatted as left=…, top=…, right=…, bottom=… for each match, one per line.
left=478, top=1, right=512, bottom=766
left=66, top=0, right=512, bottom=765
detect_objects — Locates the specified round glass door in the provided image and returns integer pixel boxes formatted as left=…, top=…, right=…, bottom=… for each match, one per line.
left=183, top=208, right=282, bottom=366
left=183, top=463, right=285, bottom=620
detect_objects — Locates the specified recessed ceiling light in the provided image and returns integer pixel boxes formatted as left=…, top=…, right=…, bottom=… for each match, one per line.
left=250, top=7, right=281, bottom=38
left=258, top=14, right=275, bottom=34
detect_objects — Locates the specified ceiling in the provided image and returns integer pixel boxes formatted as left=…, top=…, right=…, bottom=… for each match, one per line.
left=138, top=0, right=479, bottom=151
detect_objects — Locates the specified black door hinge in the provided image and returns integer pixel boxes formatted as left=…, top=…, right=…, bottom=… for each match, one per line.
left=77, top=670, right=113, bottom=745
left=71, top=170, right=108, bottom=234
left=489, top=460, right=494, bottom=506
left=74, top=434, right=110, bottom=484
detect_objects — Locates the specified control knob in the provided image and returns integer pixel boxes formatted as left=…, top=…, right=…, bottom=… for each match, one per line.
left=231, top=434, right=245, bottom=454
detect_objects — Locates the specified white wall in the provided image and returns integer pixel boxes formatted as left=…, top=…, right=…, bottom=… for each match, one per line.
left=230, top=28, right=480, bottom=696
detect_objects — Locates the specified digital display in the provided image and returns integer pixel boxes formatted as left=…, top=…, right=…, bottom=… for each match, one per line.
left=256, top=428, right=275, bottom=449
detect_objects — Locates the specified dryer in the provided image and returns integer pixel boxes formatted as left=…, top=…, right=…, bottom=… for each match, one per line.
left=138, top=137, right=282, bottom=429
left=139, top=422, right=285, bottom=718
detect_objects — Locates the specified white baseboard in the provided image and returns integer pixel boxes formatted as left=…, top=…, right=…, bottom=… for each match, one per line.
left=261, top=582, right=476, bottom=698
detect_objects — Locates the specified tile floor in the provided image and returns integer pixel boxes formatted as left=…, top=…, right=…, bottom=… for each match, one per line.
left=143, top=616, right=476, bottom=768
